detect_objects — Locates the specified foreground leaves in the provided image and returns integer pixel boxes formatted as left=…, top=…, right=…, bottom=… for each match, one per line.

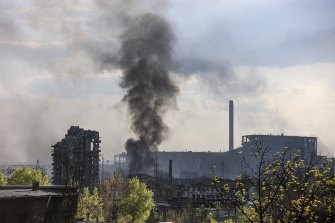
left=220, top=147, right=335, bottom=223
left=119, top=177, right=155, bottom=223
left=6, top=167, right=49, bottom=186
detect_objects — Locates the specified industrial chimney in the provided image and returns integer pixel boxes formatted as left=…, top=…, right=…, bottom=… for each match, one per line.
left=229, top=100, right=234, bottom=151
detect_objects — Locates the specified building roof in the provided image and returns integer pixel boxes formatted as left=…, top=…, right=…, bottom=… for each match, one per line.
left=0, top=185, right=77, bottom=199
left=242, top=134, right=317, bottom=139
left=0, top=189, right=61, bottom=199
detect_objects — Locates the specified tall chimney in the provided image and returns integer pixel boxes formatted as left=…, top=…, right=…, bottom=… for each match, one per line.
left=169, top=160, right=172, bottom=184
left=229, top=100, right=234, bottom=151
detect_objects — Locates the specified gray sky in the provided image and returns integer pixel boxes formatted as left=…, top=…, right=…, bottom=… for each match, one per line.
left=0, top=0, right=335, bottom=162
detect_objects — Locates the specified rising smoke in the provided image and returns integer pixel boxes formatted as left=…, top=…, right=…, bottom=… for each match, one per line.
left=2, top=0, right=321, bottom=162
left=119, top=13, right=178, bottom=174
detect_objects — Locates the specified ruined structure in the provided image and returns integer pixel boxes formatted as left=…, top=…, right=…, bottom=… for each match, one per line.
left=51, top=126, right=100, bottom=189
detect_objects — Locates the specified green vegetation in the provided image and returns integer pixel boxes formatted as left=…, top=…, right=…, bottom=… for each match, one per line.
left=76, top=175, right=154, bottom=223
left=165, top=206, right=220, bottom=223
left=98, top=172, right=126, bottom=222
left=119, top=177, right=155, bottom=223
left=75, top=149, right=335, bottom=223
left=0, top=167, right=49, bottom=186
left=219, top=147, right=335, bottom=223
left=77, top=187, right=104, bottom=222
left=0, top=171, right=7, bottom=185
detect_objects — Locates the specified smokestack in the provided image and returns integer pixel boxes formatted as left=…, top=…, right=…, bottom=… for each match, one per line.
left=169, top=160, right=172, bottom=184
left=229, top=100, right=234, bottom=151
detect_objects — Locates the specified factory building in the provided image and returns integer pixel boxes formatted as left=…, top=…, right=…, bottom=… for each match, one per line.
left=51, top=126, right=101, bottom=189
left=101, top=100, right=319, bottom=221
left=110, top=100, right=318, bottom=180
left=241, top=134, right=317, bottom=158
left=110, top=134, right=317, bottom=180
left=152, top=134, right=317, bottom=179
left=151, top=99, right=317, bottom=179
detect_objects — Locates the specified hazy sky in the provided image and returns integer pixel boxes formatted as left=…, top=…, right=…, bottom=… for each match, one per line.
left=1, top=0, right=335, bottom=162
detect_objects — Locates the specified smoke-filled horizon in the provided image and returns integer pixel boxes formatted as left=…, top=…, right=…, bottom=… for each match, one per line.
left=0, top=0, right=335, bottom=162
left=120, top=13, right=178, bottom=174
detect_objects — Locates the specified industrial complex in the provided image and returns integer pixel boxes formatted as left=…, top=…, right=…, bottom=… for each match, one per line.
left=47, top=100, right=318, bottom=186
left=0, top=100, right=324, bottom=222
left=109, top=100, right=318, bottom=180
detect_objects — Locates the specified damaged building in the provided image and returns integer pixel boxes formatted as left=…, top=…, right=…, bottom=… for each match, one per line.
left=51, top=126, right=101, bottom=189
left=0, top=183, right=78, bottom=223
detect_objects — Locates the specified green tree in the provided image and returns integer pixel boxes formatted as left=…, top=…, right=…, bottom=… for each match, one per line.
left=99, top=172, right=126, bottom=222
left=7, top=167, right=49, bottom=185
left=119, top=177, right=155, bottom=223
left=90, top=188, right=104, bottom=222
left=271, top=155, right=335, bottom=222
left=77, top=187, right=104, bottom=222
left=77, top=187, right=91, bottom=221
left=219, top=147, right=335, bottom=223
left=219, top=146, right=282, bottom=223
left=0, top=171, right=7, bottom=185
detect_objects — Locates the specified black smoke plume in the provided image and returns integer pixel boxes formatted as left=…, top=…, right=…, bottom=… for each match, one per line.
left=119, top=13, right=178, bottom=174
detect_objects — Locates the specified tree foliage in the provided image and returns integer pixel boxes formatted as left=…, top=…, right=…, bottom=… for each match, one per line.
left=77, top=187, right=104, bottom=222
left=99, top=171, right=126, bottom=222
left=0, top=171, right=7, bottom=185
left=119, top=177, right=155, bottom=223
left=77, top=187, right=90, bottom=221
left=76, top=176, right=154, bottom=223
left=7, top=167, right=49, bottom=185
left=272, top=154, right=335, bottom=222
left=220, top=146, right=335, bottom=223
